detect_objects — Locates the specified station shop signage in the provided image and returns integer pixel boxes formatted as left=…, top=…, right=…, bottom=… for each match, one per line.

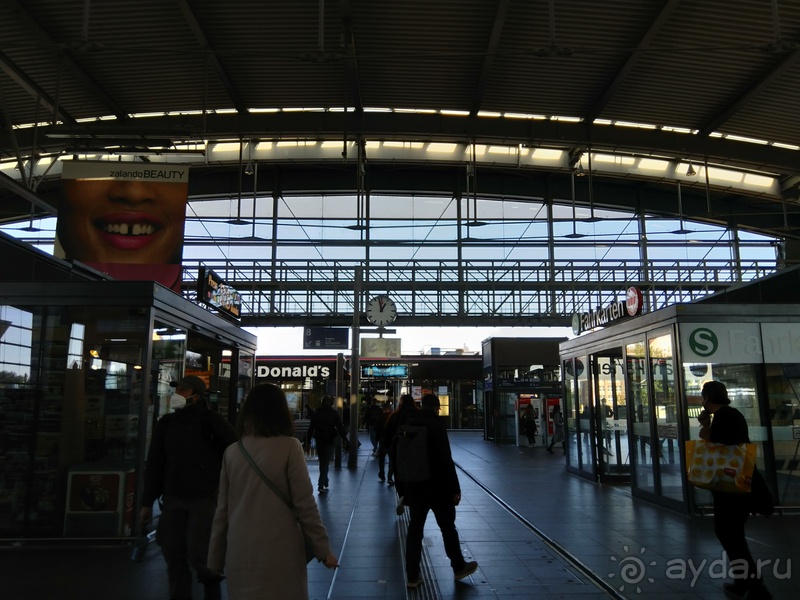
left=681, top=322, right=800, bottom=364
left=256, top=363, right=332, bottom=379
left=572, top=287, right=643, bottom=335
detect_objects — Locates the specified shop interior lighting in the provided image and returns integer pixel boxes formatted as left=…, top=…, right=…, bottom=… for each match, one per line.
left=725, top=135, right=769, bottom=145
left=551, top=116, right=581, bottom=122
left=256, top=142, right=273, bottom=150
left=212, top=142, right=241, bottom=152
left=575, top=163, right=587, bottom=177
left=465, top=145, right=486, bottom=155
left=441, top=110, right=469, bottom=116
left=773, top=142, right=800, bottom=150
left=593, top=119, right=613, bottom=125
left=249, top=108, right=280, bottom=113
left=685, top=162, right=697, bottom=176
left=477, top=111, right=502, bottom=118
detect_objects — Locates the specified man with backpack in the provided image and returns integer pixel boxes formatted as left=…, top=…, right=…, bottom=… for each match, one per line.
left=307, top=394, right=349, bottom=493
left=138, top=375, right=238, bottom=600
left=400, top=393, right=478, bottom=589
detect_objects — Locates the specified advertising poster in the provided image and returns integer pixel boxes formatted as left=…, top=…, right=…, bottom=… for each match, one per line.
left=56, top=161, right=189, bottom=292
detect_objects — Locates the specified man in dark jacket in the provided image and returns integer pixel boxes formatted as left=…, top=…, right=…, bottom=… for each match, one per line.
left=404, top=394, right=478, bottom=589
left=138, top=375, right=237, bottom=600
left=307, top=394, right=349, bottom=493
left=363, top=397, right=383, bottom=455
left=374, top=403, right=392, bottom=482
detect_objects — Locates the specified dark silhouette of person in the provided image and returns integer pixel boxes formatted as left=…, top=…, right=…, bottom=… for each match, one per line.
left=307, top=394, right=349, bottom=493
left=697, top=380, right=771, bottom=600
left=403, top=394, right=478, bottom=589
left=138, top=375, right=236, bottom=600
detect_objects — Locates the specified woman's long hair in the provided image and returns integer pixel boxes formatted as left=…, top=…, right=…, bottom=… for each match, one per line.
left=389, top=393, right=418, bottom=419
left=236, top=383, right=296, bottom=438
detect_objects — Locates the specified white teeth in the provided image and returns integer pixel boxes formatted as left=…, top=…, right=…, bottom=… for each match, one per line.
left=103, top=223, right=155, bottom=235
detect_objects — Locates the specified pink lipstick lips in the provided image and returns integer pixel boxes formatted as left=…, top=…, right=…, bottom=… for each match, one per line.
left=93, top=212, right=164, bottom=251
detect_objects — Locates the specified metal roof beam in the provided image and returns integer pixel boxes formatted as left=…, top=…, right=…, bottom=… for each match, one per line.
left=4, top=0, right=127, bottom=120
left=585, top=0, right=681, bottom=124
left=470, top=0, right=511, bottom=116
left=175, top=0, right=247, bottom=114
left=0, top=171, right=58, bottom=215
left=340, top=0, right=363, bottom=112
left=699, top=48, right=800, bottom=137
left=0, top=50, right=76, bottom=125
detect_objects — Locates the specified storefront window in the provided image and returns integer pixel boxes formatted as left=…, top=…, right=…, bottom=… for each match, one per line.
left=1, top=305, right=148, bottom=537
left=627, top=341, right=655, bottom=494
left=764, top=364, right=800, bottom=505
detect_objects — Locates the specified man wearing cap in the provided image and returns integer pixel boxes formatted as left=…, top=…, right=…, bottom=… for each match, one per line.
left=404, top=393, right=478, bottom=589
left=138, top=375, right=238, bottom=600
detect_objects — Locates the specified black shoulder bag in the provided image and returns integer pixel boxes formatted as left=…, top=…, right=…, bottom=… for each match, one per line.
left=237, top=440, right=316, bottom=563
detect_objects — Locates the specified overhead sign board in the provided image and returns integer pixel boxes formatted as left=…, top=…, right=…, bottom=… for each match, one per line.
left=303, top=327, right=349, bottom=350
left=361, top=338, right=401, bottom=358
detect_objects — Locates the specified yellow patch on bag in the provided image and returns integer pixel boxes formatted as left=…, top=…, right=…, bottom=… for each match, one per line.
left=685, top=440, right=756, bottom=494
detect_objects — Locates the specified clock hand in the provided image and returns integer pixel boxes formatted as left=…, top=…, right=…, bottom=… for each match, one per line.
left=379, top=299, right=385, bottom=311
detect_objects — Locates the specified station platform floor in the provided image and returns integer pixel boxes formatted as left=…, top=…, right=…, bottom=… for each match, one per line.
left=1, top=431, right=797, bottom=600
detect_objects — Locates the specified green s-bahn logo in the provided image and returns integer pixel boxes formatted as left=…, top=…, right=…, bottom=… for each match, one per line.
left=688, top=328, right=718, bottom=357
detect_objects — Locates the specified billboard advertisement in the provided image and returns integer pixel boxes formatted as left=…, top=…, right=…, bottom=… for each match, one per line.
left=55, top=161, right=189, bottom=291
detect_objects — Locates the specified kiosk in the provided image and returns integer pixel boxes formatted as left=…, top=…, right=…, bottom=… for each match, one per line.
left=0, top=279, right=256, bottom=539
left=560, top=271, right=800, bottom=514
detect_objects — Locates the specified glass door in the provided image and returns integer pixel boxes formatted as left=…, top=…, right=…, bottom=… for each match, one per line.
left=626, top=340, right=656, bottom=494
left=564, top=357, right=595, bottom=480
left=592, top=350, right=630, bottom=481
left=649, top=333, right=683, bottom=503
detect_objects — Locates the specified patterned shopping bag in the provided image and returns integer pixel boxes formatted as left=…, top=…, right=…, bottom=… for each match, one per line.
left=685, top=440, right=757, bottom=494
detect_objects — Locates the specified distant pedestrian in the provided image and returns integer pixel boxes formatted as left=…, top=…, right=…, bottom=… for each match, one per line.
left=307, top=394, right=349, bottom=493
left=364, top=397, right=383, bottom=456
left=208, top=384, right=338, bottom=600
left=546, top=404, right=565, bottom=454
left=520, top=404, right=538, bottom=447
left=138, top=375, right=236, bottom=600
left=404, top=394, right=478, bottom=589
left=374, top=403, right=393, bottom=482
left=697, top=380, right=771, bottom=600
left=301, top=403, right=314, bottom=420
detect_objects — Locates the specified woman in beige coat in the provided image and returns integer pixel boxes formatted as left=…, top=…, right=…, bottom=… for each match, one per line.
left=208, top=384, right=338, bottom=599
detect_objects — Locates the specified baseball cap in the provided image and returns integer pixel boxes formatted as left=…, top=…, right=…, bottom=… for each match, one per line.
left=172, top=375, right=207, bottom=397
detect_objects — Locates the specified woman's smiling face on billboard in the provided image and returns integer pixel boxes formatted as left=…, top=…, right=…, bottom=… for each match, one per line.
left=58, top=178, right=188, bottom=264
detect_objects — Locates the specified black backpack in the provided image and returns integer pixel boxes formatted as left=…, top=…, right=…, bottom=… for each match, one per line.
left=394, top=422, right=431, bottom=482
left=163, top=408, right=224, bottom=498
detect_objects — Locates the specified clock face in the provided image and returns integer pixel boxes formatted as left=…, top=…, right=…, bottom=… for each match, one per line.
left=366, top=295, right=397, bottom=326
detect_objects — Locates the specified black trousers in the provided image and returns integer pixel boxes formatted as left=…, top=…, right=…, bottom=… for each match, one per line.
left=712, top=491, right=760, bottom=586
left=405, top=500, right=465, bottom=578
left=157, top=495, right=221, bottom=600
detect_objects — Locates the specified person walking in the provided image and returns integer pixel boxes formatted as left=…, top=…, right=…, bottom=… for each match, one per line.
left=138, top=375, right=237, bottom=600
left=546, top=404, right=565, bottom=454
left=307, top=394, right=349, bottom=493
left=207, top=383, right=338, bottom=600
left=520, top=404, right=538, bottom=447
left=374, top=403, right=392, bottom=482
left=384, top=394, right=419, bottom=497
left=404, top=394, right=478, bottom=589
left=363, top=397, right=383, bottom=456
left=698, top=380, right=771, bottom=600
